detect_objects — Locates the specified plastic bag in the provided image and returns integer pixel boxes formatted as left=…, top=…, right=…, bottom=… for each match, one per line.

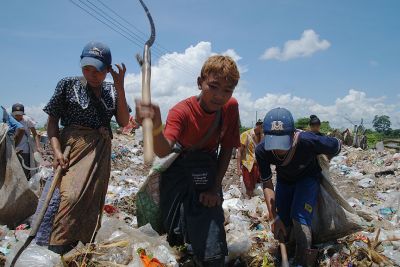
left=312, top=155, right=364, bottom=243
left=0, top=124, right=38, bottom=228
left=136, top=152, right=180, bottom=233
left=5, top=244, right=60, bottom=267
left=28, top=167, right=53, bottom=197
left=225, top=214, right=252, bottom=259
left=96, top=217, right=178, bottom=266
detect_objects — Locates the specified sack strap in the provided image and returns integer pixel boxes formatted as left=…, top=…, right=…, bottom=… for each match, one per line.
left=188, top=109, right=222, bottom=152
left=280, top=130, right=301, bottom=167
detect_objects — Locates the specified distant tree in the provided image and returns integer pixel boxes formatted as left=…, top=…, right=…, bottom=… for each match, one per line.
left=392, top=129, right=400, bottom=138
left=372, top=115, right=391, bottom=134
left=320, top=121, right=332, bottom=134
left=295, top=117, right=309, bottom=130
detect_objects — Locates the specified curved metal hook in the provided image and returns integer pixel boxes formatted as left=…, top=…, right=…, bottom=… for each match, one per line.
left=138, top=0, right=155, bottom=47
left=137, top=0, right=156, bottom=163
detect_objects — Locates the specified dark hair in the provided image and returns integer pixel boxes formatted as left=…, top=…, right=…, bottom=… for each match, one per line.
left=309, top=115, right=321, bottom=126
left=255, top=119, right=263, bottom=126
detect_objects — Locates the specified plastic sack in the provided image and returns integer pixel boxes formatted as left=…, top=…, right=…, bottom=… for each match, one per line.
left=225, top=214, right=252, bottom=260
left=312, top=155, right=364, bottom=243
left=136, top=152, right=180, bottom=233
left=0, top=123, right=38, bottom=228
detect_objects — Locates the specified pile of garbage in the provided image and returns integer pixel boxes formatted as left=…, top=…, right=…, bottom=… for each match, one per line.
left=1, top=130, right=400, bottom=266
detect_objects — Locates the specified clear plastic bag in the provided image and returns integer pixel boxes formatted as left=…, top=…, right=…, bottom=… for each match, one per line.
left=95, top=217, right=178, bottom=266
left=6, top=244, right=60, bottom=267
left=28, top=167, right=53, bottom=197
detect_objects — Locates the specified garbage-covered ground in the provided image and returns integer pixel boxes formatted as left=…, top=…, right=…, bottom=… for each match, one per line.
left=1, top=129, right=400, bottom=266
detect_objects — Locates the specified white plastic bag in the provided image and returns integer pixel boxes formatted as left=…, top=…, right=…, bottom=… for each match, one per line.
left=225, top=214, right=252, bottom=259
left=6, top=244, right=60, bottom=267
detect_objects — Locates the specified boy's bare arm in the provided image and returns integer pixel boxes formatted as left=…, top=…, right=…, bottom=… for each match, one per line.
left=153, top=130, right=175, bottom=157
left=14, top=128, right=24, bottom=146
left=30, top=127, right=43, bottom=152
left=263, top=179, right=287, bottom=239
left=135, top=99, right=175, bottom=157
left=262, top=179, right=277, bottom=219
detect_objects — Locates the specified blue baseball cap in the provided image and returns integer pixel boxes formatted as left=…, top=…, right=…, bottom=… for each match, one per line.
left=80, top=41, right=112, bottom=71
left=263, top=107, right=295, bottom=150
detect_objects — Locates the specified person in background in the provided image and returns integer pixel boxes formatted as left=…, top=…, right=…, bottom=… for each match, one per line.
left=309, top=114, right=322, bottom=135
left=11, top=103, right=42, bottom=179
left=256, top=107, right=341, bottom=266
left=237, top=119, right=263, bottom=198
left=1, top=105, right=24, bottom=146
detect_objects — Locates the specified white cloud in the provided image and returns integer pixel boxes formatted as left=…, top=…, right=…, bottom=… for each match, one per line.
left=260, top=29, right=331, bottom=61
left=25, top=42, right=399, bottom=131
left=236, top=88, right=400, bottom=129
left=24, top=104, right=48, bottom=126
left=124, top=41, right=246, bottom=119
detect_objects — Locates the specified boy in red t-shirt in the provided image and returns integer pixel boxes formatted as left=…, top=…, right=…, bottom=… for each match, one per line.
left=136, top=55, right=240, bottom=266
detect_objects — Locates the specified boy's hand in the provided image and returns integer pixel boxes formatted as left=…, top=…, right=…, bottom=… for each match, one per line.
left=135, top=99, right=162, bottom=128
left=271, top=218, right=287, bottom=242
left=199, top=190, right=222, bottom=207
left=109, top=63, right=126, bottom=92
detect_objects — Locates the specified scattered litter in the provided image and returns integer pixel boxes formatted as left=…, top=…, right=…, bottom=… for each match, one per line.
left=1, top=133, right=400, bottom=266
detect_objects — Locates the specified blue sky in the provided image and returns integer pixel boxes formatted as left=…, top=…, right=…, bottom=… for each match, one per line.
left=1, top=0, right=399, bottom=128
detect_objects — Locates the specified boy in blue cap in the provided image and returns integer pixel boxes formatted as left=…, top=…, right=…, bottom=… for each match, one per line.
left=255, top=107, right=341, bottom=266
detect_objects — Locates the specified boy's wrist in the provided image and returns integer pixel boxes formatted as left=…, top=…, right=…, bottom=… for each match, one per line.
left=270, top=215, right=280, bottom=224
left=152, top=124, right=163, bottom=136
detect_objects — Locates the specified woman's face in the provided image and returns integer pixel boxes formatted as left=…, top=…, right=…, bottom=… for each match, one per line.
left=82, top=65, right=108, bottom=88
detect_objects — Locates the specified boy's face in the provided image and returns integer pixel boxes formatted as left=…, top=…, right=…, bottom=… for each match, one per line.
left=13, top=114, right=23, bottom=121
left=82, top=65, right=108, bottom=88
left=197, top=73, right=235, bottom=112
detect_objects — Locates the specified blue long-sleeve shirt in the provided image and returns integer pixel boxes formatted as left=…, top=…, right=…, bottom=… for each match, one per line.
left=1, top=106, right=23, bottom=135
left=255, top=131, right=341, bottom=183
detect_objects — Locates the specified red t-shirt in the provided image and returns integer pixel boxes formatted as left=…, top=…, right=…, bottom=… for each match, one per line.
left=164, top=96, right=240, bottom=152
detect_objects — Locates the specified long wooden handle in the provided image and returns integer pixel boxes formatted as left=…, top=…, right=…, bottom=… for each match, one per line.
left=10, top=146, right=71, bottom=267
left=141, top=44, right=154, bottom=164
left=279, top=242, right=289, bottom=267
left=30, top=146, right=71, bottom=235
left=142, top=118, right=153, bottom=163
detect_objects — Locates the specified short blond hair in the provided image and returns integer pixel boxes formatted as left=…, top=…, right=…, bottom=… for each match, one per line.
left=200, top=55, right=240, bottom=88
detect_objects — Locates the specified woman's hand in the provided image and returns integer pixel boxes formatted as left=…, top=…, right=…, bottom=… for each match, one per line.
left=109, top=63, right=126, bottom=92
left=53, top=149, right=69, bottom=170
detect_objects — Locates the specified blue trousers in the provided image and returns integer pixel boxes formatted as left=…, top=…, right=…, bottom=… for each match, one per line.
left=275, top=175, right=320, bottom=227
